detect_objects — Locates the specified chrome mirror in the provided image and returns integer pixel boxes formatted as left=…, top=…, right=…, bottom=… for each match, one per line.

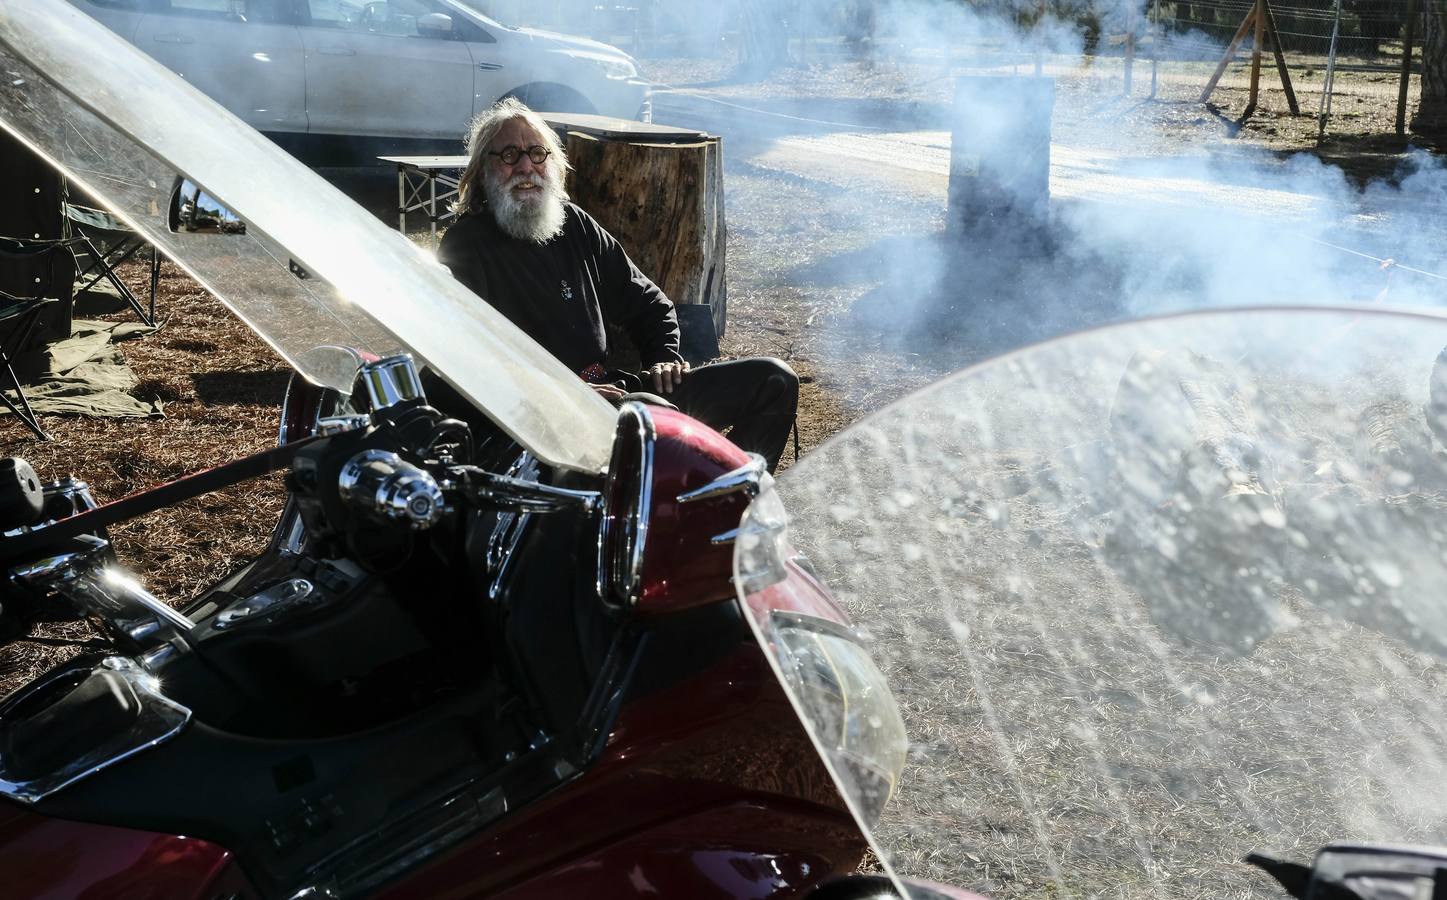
left=169, top=178, right=246, bottom=235
left=360, top=354, right=424, bottom=410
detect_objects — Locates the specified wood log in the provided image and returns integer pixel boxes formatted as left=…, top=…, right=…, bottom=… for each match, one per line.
left=563, top=131, right=727, bottom=341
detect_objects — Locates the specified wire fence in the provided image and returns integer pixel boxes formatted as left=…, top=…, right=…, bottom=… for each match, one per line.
left=1124, top=0, right=1426, bottom=132
left=1158, top=0, right=1409, bottom=65
left=504, top=0, right=1428, bottom=135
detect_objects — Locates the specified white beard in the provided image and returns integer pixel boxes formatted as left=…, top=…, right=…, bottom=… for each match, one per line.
left=485, top=171, right=566, bottom=243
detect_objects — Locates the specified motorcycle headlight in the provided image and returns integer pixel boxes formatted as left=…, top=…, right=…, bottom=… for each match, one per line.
left=767, top=612, right=909, bottom=826
left=738, top=478, right=909, bottom=824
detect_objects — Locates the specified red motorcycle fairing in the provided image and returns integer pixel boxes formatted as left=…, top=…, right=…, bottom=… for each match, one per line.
left=0, top=404, right=863, bottom=899
left=0, top=807, right=258, bottom=899
left=372, top=639, right=864, bottom=898
left=636, top=406, right=763, bottom=615
left=364, top=418, right=866, bottom=898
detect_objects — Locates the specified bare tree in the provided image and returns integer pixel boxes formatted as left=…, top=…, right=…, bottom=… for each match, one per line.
left=737, top=0, right=788, bottom=77
left=1415, top=0, right=1447, bottom=136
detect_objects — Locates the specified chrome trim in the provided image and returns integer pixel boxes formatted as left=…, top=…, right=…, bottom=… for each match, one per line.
left=484, top=453, right=534, bottom=600
left=317, top=414, right=372, bottom=436
left=487, top=455, right=535, bottom=563
left=278, top=349, right=365, bottom=445
left=597, top=403, right=655, bottom=607
left=277, top=371, right=302, bottom=446
left=470, top=474, right=600, bottom=514
left=0, top=656, right=192, bottom=804
left=51, top=477, right=99, bottom=514
left=2, top=478, right=99, bottom=539
left=275, top=502, right=308, bottom=555
left=10, top=535, right=193, bottom=670
left=676, top=453, right=768, bottom=505
left=9, top=534, right=107, bottom=584
left=361, top=354, right=424, bottom=410
left=214, top=577, right=318, bottom=630
left=338, top=449, right=446, bottom=529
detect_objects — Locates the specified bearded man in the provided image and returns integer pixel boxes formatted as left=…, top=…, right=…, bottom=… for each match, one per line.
left=438, top=98, right=799, bottom=472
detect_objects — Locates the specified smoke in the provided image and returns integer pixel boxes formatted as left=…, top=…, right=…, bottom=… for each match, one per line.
left=626, top=0, right=1447, bottom=382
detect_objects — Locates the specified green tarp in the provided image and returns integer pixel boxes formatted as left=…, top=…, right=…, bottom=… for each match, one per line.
left=3, top=316, right=161, bottom=419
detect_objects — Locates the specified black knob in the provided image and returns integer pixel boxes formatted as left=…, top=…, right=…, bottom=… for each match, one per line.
left=0, top=458, right=44, bottom=531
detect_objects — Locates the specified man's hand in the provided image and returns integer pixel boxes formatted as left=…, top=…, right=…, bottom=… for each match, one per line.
left=648, top=360, right=690, bottom=395
left=591, top=383, right=626, bottom=404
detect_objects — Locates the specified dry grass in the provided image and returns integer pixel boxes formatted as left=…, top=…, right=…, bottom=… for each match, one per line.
left=1, top=259, right=289, bottom=696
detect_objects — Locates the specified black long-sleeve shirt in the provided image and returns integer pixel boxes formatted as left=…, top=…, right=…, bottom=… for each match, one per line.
left=437, top=202, right=682, bottom=376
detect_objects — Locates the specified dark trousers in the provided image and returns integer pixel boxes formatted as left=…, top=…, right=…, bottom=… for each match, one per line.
left=657, top=357, right=799, bottom=472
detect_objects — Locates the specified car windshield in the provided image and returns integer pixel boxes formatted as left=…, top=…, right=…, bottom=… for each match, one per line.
left=0, top=0, right=613, bottom=473
left=738, top=306, right=1447, bottom=898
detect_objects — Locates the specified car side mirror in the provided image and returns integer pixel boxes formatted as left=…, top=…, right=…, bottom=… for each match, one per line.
left=416, top=12, right=454, bottom=37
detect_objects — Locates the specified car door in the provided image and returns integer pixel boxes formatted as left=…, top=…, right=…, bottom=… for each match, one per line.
left=68, top=0, right=148, bottom=42
left=298, top=0, right=475, bottom=141
left=132, top=0, right=307, bottom=135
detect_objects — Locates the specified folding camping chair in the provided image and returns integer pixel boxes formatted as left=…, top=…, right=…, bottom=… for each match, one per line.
left=64, top=203, right=158, bottom=327
left=0, top=288, right=57, bottom=441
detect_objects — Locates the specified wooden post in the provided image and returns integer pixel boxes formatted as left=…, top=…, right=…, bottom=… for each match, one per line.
left=1200, top=0, right=1297, bottom=117
left=1243, top=0, right=1267, bottom=119
left=1262, top=2, right=1300, bottom=114
left=1200, top=7, right=1258, bottom=102
left=564, top=132, right=728, bottom=340
left=1398, top=0, right=1421, bottom=134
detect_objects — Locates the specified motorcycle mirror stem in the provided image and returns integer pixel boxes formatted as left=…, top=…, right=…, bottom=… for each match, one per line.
left=1247, top=843, right=1447, bottom=900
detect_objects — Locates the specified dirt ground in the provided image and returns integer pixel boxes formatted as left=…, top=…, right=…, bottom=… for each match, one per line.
left=0, top=52, right=1438, bottom=693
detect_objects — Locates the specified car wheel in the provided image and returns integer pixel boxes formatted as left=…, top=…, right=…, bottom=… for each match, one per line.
left=502, top=85, right=595, bottom=115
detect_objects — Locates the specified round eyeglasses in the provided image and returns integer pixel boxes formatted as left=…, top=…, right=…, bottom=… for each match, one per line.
left=488, top=145, right=551, bottom=166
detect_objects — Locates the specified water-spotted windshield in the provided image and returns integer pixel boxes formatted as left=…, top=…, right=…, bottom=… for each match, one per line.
left=738, top=307, right=1447, bottom=898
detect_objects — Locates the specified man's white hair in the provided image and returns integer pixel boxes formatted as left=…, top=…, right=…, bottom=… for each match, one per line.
left=451, top=97, right=570, bottom=216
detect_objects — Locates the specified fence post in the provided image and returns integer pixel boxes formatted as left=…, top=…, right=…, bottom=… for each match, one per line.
left=1150, top=0, right=1161, bottom=98
left=1201, top=9, right=1259, bottom=102
left=1035, top=0, right=1045, bottom=75
left=1262, top=3, right=1300, bottom=113
left=1319, top=0, right=1348, bottom=139
left=1397, top=0, right=1422, bottom=135
left=1125, top=0, right=1137, bottom=95
left=1243, top=0, right=1267, bottom=118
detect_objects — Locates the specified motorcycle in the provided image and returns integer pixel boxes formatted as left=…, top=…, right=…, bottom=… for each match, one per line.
left=737, top=306, right=1447, bottom=899
left=5, top=5, right=1443, bottom=900
left=0, top=3, right=938, bottom=898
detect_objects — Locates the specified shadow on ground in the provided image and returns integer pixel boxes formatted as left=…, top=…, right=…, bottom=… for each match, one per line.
left=191, top=369, right=292, bottom=406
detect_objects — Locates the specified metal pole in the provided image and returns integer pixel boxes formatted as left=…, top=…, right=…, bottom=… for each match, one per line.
left=1035, top=0, right=1045, bottom=75
left=397, top=164, right=406, bottom=233
left=1318, top=0, right=1344, bottom=140
left=1397, top=0, right=1422, bottom=134
left=1150, top=0, right=1161, bottom=98
left=1125, top=0, right=1137, bottom=95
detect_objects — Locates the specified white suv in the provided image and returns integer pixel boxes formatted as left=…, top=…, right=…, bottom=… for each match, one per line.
left=70, top=0, right=651, bottom=163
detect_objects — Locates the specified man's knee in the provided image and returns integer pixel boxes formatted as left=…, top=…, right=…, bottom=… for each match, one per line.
left=749, top=357, right=799, bottom=414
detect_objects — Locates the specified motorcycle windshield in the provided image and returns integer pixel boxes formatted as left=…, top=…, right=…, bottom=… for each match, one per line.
left=0, top=0, right=612, bottom=473
left=736, top=307, right=1447, bottom=898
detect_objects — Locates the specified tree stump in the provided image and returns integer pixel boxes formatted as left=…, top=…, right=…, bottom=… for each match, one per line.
left=563, top=131, right=727, bottom=342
